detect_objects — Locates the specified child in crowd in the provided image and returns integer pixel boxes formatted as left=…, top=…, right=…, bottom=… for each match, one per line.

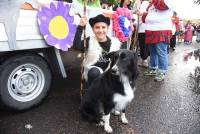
left=177, top=19, right=185, bottom=43
left=170, top=11, right=180, bottom=51
left=184, top=20, right=194, bottom=45
left=101, top=0, right=110, bottom=10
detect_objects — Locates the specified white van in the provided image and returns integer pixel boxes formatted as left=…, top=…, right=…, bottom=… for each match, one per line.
left=0, top=8, right=67, bottom=111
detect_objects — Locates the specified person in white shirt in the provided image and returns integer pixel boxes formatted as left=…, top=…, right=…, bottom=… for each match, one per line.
left=137, top=0, right=149, bottom=68
left=140, top=0, right=175, bottom=82
left=21, top=0, right=52, bottom=10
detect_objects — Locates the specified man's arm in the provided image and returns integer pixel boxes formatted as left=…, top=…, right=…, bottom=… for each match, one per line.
left=73, top=26, right=88, bottom=51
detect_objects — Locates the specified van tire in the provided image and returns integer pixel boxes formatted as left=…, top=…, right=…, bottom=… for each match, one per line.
left=0, top=54, right=51, bottom=111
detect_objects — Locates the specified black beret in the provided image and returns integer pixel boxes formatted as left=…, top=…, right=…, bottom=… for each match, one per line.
left=89, top=14, right=110, bottom=28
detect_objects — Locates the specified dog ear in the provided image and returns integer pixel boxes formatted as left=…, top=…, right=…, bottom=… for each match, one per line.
left=106, top=51, right=117, bottom=69
left=120, top=52, right=126, bottom=59
left=106, top=51, right=116, bottom=59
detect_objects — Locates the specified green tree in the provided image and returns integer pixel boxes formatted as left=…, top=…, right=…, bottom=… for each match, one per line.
left=194, top=0, right=200, bottom=4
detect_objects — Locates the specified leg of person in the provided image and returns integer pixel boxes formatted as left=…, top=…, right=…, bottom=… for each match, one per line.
left=138, top=33, right=149, bottom=67
left=154, top=42, right=168, bottom=81
left=87, top=67, right=102, bottom=86
left=138, top=33, right=143, bottom=66
left=180, top=32, right=184, bottom=43
left=184, top=31, right=188, bottom=44
left=177, top=32, right=180, bottom=43
left=143, top=35, right=150, bottom=67
left=174, top=33, right=177, bottom=45
left=196, top=32, right=200, bottom=43
left=170, top=35, right=173, bottom=49
left=144, top=44, right=158, bottom=76
left=170, top=34, right=176, bottom=50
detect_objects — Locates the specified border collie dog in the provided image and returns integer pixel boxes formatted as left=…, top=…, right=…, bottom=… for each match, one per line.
left=80, top=49, right=139, bottom=133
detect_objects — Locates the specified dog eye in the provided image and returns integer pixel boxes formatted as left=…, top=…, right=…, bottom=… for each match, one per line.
left=114, top=54, right=118, bottom=60
left=120, top=53, right=126, bottom=59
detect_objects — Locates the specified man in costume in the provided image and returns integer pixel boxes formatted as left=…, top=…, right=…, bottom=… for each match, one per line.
left=73, top=14, right=121, bottom=85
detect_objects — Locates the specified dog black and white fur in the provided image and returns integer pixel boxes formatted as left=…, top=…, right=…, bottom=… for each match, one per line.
left=80, top=49, right=139, bottom=133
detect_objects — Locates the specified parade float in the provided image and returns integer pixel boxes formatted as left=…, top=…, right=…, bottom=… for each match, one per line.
left=0, top=1, right=71, bottom=111
left=0, top=0, right=137, bottom=111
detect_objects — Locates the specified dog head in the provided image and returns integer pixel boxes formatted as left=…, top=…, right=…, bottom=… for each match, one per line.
left=107, top=49, right=139, bottom=81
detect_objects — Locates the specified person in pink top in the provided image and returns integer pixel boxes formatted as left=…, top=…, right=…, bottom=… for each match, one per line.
left=184, top=20, right=194, bottom=45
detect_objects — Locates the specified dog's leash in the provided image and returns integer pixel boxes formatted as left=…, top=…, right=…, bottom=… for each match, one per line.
left=129, top=14, right=139, bottom=53
left=130, top=0, right=140, bottom=53
left=80, top=0, right=87, bottom=99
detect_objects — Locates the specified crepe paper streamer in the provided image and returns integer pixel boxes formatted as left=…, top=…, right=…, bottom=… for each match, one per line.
left=113, top=7, right=134, bottom=42
left=38, top=1, right=77, bottom=51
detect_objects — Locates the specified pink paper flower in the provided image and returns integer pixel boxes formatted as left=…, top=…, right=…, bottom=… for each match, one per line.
left=113, top=8, right=134, bottom=42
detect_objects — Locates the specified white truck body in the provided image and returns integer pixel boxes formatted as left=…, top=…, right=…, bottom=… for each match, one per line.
left=0, top=10, right=46, bottom=51
left=0, top=9, right=67, bottom=111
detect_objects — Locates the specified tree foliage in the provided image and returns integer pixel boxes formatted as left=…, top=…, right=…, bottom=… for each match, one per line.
left=194, top=0, right=200, bottom=4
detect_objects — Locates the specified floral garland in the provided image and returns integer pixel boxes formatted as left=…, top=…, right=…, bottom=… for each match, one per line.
left=113, top=8, right=134, bottom=42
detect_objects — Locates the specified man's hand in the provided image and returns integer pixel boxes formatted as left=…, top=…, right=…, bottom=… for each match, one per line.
left=136, top=10, right=143, bottom=16
left=21, top=2, right=38, bottom=10
left=79, top=15, right=88, bottom=27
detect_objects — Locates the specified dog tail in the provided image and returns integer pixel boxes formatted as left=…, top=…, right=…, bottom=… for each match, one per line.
left=80, top=101, right=102, bottom=123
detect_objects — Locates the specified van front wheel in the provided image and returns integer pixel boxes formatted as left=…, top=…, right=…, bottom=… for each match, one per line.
left=0, top=54, right=51, bottom=111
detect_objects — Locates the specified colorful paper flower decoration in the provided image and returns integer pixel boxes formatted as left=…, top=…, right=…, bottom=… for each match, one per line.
left=38, top=2, right=77, bottom=51
left=113, top=8, right=134, bottom=42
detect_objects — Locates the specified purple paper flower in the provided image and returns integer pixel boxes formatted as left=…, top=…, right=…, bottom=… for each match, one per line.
left=38, top=2, right=77, bottom=51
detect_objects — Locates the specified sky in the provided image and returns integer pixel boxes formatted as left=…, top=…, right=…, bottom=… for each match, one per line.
left=174, top=0, right=200, bottom=19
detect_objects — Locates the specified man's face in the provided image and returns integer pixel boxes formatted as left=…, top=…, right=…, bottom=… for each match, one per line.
left=102, top=3, right=109, bottom=9
left=92, top=22, right=109, bottom=42
left=124, top=0, right=131, bottom=5
left=89, top=0, right=95, bottom=2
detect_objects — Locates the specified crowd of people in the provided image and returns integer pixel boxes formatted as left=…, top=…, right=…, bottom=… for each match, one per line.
left=169, top=14, right=200, bottom=46
left=24, top=0, right=198, bottom=83
left=72, top=0, right=200, bottom=84
left=71, top=0, right=173, bottom=83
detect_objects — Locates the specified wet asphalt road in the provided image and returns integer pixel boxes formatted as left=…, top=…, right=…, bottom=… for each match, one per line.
left=0, top=42, right=200, bottom=134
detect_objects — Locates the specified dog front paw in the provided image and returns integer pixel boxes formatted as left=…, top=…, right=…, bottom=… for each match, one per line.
left=121, top=117, right=128, bottom=124
left=104, top=125, right=113, bottom=133
left=97, top=121, right=104, bottom=126
left=121, top=113, right=129, bottom=124
left=112, top=110, right=120, bottom=116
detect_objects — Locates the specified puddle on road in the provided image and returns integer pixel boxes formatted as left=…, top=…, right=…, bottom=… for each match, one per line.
left=184, top=49, right=200, bottom=62
left=184, top=49, right=200, bottom=94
